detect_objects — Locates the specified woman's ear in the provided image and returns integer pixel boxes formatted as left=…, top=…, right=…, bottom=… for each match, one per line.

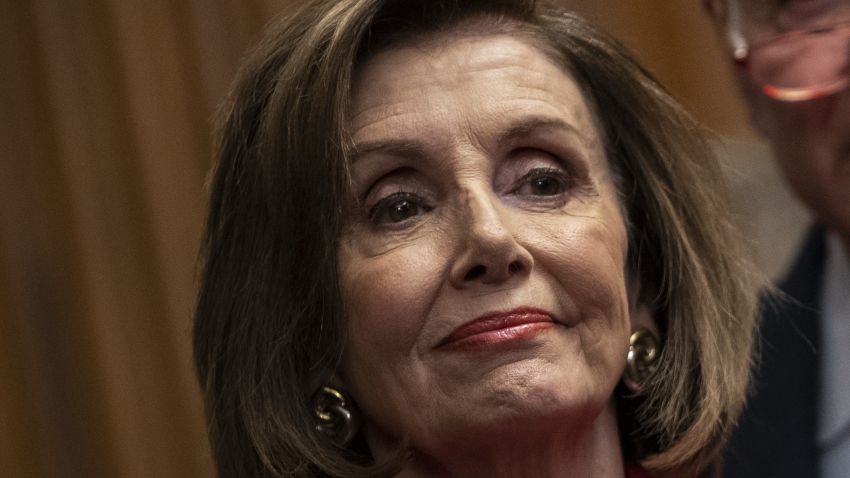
left=629, top=301, right=659, bottom=338
left=624, top=281, right=662, bottom=392
left=307, top=370, right=339, bottom=396
left=626, top=278, right=660, bottom=337
left=308, top=372, right=360, bottom=445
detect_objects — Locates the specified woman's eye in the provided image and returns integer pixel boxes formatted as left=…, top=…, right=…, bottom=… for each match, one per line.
left=514, top=167, right=570, bottom=197
left=368, top=193, right=432, bottom=225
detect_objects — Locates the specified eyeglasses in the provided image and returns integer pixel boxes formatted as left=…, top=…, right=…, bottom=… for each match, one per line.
left=708, top=0, right=850, bottom=102
left=732, top=22, right=850, bottom=101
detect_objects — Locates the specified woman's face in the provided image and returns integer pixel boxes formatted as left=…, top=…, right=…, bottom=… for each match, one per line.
left=338, top=32, right=636, bottom=456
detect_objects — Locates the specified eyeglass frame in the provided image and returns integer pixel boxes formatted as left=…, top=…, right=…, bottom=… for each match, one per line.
left=708, top=0, right=850, bottom=101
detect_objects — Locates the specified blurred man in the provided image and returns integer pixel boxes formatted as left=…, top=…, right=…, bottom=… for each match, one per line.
left=705, top=1, right=850, bottom=476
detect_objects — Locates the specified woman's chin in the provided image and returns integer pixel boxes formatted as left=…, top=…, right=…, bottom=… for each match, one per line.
left=429, top=333, right=616, bottom=417
left=412, top=370, right=613, bottom=453
left=476, top=377, right=605, bottom=426
left=387, top=390, right=618, bottom=475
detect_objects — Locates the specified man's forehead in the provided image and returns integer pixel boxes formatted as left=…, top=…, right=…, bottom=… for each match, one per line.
left=733, top=0, right=782, bottom=21
left=708, top=0, right=777, bottom=23
left=729, top=0, right=850, bottom=26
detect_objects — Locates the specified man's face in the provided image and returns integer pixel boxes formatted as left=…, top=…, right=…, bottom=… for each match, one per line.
left=709, top=0, right=850, bottom=242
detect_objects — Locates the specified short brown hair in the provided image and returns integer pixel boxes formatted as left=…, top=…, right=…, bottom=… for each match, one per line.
left=194, top=1, right=758, bottom=476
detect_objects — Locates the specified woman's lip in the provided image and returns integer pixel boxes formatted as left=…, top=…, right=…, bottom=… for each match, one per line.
left=438, top=307, right=557, bottom=349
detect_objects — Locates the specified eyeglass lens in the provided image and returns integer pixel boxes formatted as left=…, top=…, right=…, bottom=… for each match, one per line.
left=749, top=26, right=850, bottom=100
left=734, top=0, right=850, bottom=100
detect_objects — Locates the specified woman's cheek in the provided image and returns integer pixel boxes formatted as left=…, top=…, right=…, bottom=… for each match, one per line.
left=523, top=213, right=631, bottom=341
left=339, top=237, right=448, bottom=434
left=339, top=235, right=448, bottom=359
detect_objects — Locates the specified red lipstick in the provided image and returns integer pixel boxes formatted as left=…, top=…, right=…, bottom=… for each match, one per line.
left=439, top=307, right=556, bottom=350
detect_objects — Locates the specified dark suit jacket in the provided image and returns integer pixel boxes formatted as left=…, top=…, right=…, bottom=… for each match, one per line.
left=724, top=226, right=825, bottom=477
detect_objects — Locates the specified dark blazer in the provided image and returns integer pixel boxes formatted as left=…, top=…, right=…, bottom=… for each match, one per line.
left=724, top=226, right=825, bottom=477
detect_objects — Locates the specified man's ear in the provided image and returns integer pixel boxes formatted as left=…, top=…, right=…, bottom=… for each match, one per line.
left=700, top=0, right=778, bottom=138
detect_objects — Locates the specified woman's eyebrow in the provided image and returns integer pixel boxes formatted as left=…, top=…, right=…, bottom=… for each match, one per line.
left=351, top=138, right=429, bottom=163
left=352, top=116, right=584, bottom=163
left=499, top=115, right=584, bottom=145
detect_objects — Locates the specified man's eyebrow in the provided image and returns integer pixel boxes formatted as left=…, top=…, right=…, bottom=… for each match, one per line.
left=351, top=139, right=429, bottom=163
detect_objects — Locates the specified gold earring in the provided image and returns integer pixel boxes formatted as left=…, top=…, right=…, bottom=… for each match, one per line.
left=312, top=386, right=358, bottom=445
left=624, top=329, right=660, bottom=392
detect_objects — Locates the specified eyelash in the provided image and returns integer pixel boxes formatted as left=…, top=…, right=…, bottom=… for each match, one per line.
left=365, top=165, right=573, bottom=227
left=367, top=191, right=433, bottom=226
left=510, top=166, right=572, bottom=198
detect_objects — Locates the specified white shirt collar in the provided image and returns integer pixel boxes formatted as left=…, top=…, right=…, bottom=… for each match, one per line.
left=818, top=232, right=850, bottom=447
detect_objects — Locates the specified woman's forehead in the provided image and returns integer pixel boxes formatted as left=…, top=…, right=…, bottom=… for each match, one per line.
left=355, top=33, right=543, bottom=82
left=349, top=32, right=598, bottom=149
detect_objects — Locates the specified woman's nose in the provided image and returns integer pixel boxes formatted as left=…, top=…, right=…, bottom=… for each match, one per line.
left=448, top=190, right=534, bottom=289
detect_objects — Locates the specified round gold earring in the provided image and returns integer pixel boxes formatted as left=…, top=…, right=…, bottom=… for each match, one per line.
left=624, top=329, right=661, bottom=392
left=312, top=386, right=359, bottom=445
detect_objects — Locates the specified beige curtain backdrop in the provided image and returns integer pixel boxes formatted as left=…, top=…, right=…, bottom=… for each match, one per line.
left=0, top=1, right=804, bottom=477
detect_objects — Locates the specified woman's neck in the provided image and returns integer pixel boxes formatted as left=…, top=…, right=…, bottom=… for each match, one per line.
left=395, top=401, right=624, bottom=478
